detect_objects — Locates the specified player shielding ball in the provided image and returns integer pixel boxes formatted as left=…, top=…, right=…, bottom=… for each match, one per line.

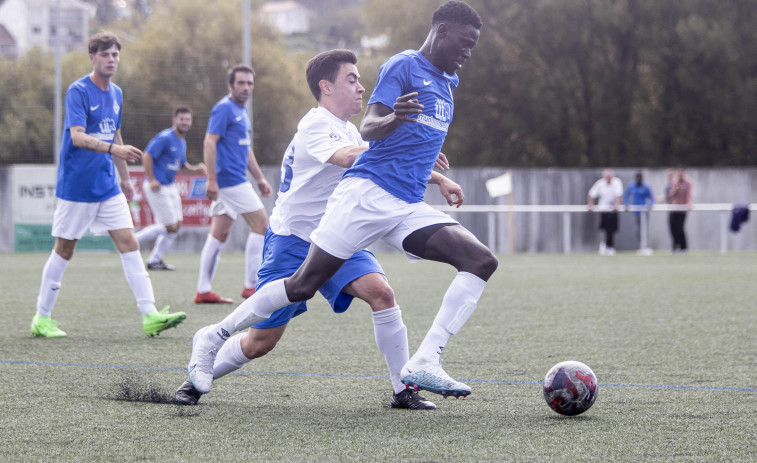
left=176, top=48, right=466, bottom=409
left=31, top=32, right=186, bottom=338
left=186, top=0, right=494, bottom=399
left=135, top=107, right=206, bottom=270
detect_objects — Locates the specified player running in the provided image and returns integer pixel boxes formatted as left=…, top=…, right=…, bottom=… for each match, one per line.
left=176, top=49, right=459, bottom=409
left=31, top=32, right=186, bottom=338
left=135, top=107, right=206, bottom=270
left=186, top=0, right=495, bottom=398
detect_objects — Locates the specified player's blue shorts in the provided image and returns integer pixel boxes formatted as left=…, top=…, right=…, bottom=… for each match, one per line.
left=252, top=227, right=384, bottom=329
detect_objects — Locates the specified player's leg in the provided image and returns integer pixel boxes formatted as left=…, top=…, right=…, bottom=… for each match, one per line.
left=146, top=186, right=183, bottom=269
left=195, top=213, right=235, bottom=303
left=32, top=198, right=98, bottom=338
left=240, top=208, right=268, bottom=298
left=187, top=244, right=344, bottom=393
left=397, top=219, right=498, bottom=397
left=176, top=324, right=288, bottom=405
left=101, top=194, right=185, bottom=336
left=32, top=237, right=77, bottom=338
left=344, top=271, right=436, bottom=410
left=147, top=221, right=180, bottom=270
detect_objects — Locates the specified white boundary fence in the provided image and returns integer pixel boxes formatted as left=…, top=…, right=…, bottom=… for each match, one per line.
left=433, top=203, right=757, bottom=255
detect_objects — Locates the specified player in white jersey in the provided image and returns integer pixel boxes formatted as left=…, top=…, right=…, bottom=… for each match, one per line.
left=186, top=1, right=495, bottom=399
left=135, top=107, right=206, bottom=270
left=176, top=49, right=459, bottom=409
left=31, top=32, right=186, bottom=338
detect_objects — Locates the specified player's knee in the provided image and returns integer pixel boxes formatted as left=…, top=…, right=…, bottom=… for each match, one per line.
left=366, top=283, right=396, bottom=311
left=464, top=248, right=498, bottom=281
left=241, top=337, right=277, bottom=359
left=284, top=280, right=319, bottom=303
left=166, top=223, right=180, bottom=233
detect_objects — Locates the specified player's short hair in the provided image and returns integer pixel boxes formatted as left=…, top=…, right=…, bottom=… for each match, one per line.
left=228, top=64, right=255, bottom=85
left=432, top=1, right=482, bottom=29
left=305, top=49, right=358, bottom=102
left=88, top=32, right=121, bottom=54
left=174, top=107, right=192, bottom=117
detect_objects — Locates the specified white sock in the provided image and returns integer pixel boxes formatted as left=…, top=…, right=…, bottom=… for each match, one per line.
left=213, top=332, right=251, bottom=379
left=36, top=251, right=69, bottom=317
left=120, top=250, right=157, bottom=316
left=135, top=224, right=166, bottom=244
left=373, top=306, right=409, bottom=394
left=244, top=232, right=264, bottom=289
left=148, top=231, right=177, bottom=264
left=207, top=279, right=291, bottom=348
left=197, top=235, right=224, bottom=293
left=412, top=272, right=486, bottom=364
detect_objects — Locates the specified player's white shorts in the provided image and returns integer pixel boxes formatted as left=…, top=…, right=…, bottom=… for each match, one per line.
left=142, top=180, right=182, bottom=225
left=52, top=193, right=134, bottom=240
left=210, top=182, right=264, bottom=220
left=310, top=176, right=458, bottom=260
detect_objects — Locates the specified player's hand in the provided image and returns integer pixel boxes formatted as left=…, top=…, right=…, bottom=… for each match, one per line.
left=195, top=162, right=207, bottom=175
left=121, top=179, right=134, bottom=202
left=257, top=179, right=272, bottom=198
left=205, top=179, right=219, bottom=200
left=111, top=144, right=142, bottom=163
left=393, top=92, right=423, bottom=123
left=149, top=179, right=161, bottom=192
left=438, top=177, right=464, bottom=208
left=435, top=152, right=450, bottom=171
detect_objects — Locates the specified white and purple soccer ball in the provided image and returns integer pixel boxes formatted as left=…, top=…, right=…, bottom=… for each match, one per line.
left=543, top=360, right=598, bottom=416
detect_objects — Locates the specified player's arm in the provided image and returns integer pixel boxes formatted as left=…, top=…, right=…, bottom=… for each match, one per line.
left=142, top=152, right=161, bottom=192
left=70, top=125, right=141, bottom=163
left=359, top=92, right=423, bottom=141
left=181, top=161, right=206, bottom=175
left=429, top=171, right=463, bottom=208
left=203, top=133, right=220, bottom=200
left=327, top=145, right=368, bottom=168
left=247, top=148, right=272, bottom=198
left=111, top=129, right=135, bottom=201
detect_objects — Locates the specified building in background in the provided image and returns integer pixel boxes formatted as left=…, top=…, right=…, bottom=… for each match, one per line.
left=0, top=0, right=94, bottom=58
left=259, top=1, right=311, bottom=36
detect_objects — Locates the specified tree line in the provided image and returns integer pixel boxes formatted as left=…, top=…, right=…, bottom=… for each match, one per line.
left=1, top=0, right=755, bottom=167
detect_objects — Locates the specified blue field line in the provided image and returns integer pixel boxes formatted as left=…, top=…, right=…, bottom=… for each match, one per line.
left=2, top=359, right=755, bottom=392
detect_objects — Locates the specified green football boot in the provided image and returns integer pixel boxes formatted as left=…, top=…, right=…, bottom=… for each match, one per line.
left=30, top=314, right=67, bottom=338
left=143, top=306, right=186, bottom=337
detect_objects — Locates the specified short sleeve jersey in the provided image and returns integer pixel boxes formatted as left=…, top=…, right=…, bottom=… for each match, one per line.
left=144, top=128, right=187, bottom=185
left=206, top=95, right=252, bottom=188
left=269, top=107, right=365, bottom=241
left=589, top=177, right=624, bottom=207
left=344, top=50, right=459, bottom=203
left=56, top=75, right=123, bottom=202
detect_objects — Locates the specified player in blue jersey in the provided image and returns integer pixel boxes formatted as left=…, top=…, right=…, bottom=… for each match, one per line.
left=31, top=32, right=186, bottom=338
left=176, top=49, right=460, bottom=409
left=135, top=107, right=206, bottom=270
left=186, top=1, right=496, bottom=398
left=194, top=64, right=272, bottom=304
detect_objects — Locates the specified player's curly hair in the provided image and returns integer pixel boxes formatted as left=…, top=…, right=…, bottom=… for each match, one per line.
left=88, top=31, right=121, bottom=54
left=305, top=49, right=358, bottom=102
left=432, top=1, right=482, bottom=29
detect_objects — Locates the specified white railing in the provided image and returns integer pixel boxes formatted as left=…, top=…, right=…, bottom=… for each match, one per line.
left=432, top=203, right=757, bottom=254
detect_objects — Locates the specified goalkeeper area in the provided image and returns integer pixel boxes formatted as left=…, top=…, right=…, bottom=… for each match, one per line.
left=1, top=251, right=755, bottom=461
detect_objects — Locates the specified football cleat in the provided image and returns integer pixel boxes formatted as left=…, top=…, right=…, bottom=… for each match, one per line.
left=241, top=286, right=256, bottom=299
left=143, top=306, right=186, bottom=337
left=175, top=379, right=203, bottom=405
left=147, top=260, right=175, bottom=271
left=30, top=314, right=67, bottom=338
left=400, top=359, right=472, bottom=398
left=187, top=326, right=220, bottom=394
left=390, top=389, right=437, bottom=410
left=194, top=291, right=233, bottom=304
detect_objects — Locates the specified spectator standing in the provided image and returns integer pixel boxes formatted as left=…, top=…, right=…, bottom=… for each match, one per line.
left=623, top=172, right=654, bottom=255
left=668, top=168, right=693, bottom=254
left=587, top=169, right=623, bottom=255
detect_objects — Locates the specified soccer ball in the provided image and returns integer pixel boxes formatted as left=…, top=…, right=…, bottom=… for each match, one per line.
left=543, top=360, right=598, bottom=416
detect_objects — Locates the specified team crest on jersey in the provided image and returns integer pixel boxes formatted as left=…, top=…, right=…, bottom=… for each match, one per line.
left=113, top=100, right=120, bottom=115
left=328, top=132, right=342, bottom=144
